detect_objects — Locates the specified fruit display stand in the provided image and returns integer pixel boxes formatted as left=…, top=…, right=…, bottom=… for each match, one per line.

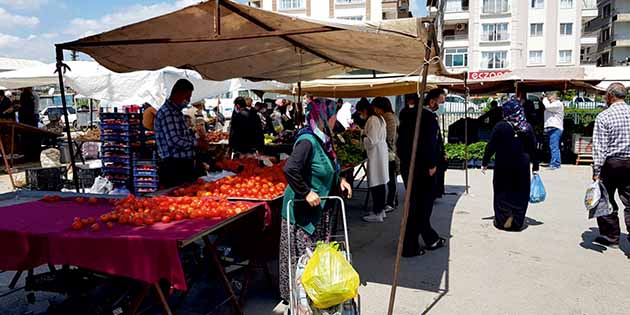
left=0, top=190, right=267, bottom=315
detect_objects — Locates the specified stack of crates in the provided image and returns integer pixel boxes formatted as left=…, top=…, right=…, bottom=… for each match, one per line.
left=100, top=108, right=142, bottom=193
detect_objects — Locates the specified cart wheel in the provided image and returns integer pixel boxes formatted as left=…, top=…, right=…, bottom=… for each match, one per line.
left=26, top=292, right=36, bottom=304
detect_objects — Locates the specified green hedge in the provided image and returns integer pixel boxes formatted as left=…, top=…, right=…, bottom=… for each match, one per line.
left=445, top=142, right=492, bottom=161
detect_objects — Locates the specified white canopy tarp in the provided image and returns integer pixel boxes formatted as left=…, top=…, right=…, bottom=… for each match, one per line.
left=0, top=57, right=46, bottom=72
left=0, top=60, right=290, bottom=106
left=67, top=68, right=289, bottom=107
left=0, top=61, right=106, bottom=89
left=58, top=0, right=452, bottom=83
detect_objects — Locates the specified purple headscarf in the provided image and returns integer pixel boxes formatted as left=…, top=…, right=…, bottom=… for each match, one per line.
left=502, top=100, right=529, bottom=133
left=299, top=98, right=338, bottom=163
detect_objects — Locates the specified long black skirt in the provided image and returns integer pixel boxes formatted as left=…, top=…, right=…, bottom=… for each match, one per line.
left=493, top=165, right=530, bottom=231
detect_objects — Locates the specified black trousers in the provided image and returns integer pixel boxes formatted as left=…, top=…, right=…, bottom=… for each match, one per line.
left=597, top=158, right=630, bottom=242
left=401, top=170, right=439, bottom=254
left=158, top=158, right=196, bottom=189
left=386, top=160, right=398, bottom=207
left=370, top=184, right=386, bottom=214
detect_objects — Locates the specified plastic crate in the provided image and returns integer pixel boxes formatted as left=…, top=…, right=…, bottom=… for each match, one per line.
left=134, top=181, right=159, bottom=188
left=26, top=167, right=66, bottom=191
left=134, top=169, right=158, bottom=177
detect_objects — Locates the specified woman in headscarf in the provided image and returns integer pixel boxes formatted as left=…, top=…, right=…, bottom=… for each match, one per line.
left=279, top=97, right=353, bottom=303
left=482, top=100, right=539, bottom=231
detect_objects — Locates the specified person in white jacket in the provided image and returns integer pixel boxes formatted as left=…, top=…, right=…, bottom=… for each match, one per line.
left=543, top=92, right=565, bottom=169
left=357, top=100, right=389, bottom=223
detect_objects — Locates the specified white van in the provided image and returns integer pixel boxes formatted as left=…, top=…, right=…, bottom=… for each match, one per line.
left=205, top=90, right=261, bottom=119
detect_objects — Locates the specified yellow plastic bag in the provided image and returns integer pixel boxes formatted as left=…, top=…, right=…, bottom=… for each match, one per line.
left=301, top=242, right=360, bottom=309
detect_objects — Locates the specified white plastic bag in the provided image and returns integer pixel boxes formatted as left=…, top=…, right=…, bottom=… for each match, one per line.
left=89, top=176, right=113, bottom=195
left=585, top=180, right=613, bottom=219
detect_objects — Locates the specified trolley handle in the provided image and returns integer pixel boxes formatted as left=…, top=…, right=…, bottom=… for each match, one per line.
left=286, top=196, right=351, bottom=313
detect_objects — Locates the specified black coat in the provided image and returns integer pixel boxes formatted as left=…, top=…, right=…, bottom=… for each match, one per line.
left=397, top=106, right=440, bottom=181
left=229, top=108, right=264, bottom=154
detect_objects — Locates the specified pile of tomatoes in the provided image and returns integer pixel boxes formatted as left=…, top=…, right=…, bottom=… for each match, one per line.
left=69, top=195, right=252, bottom=232
left=171, top=176, right=286, bottom=200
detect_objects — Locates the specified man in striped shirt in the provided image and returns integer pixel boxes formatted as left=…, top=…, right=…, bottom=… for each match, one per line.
left=592, top=82, right=630, bottom=247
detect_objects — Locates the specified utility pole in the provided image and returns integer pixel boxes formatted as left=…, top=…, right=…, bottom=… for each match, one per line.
left=70, top=50, right=78, bottom=61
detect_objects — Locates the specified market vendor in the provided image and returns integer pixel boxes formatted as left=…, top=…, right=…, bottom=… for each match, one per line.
left=154, top=79, right=206, bottom=188
left=279, top=97, right=352, bottom=303
left=142, top=103, right=157, bottom=130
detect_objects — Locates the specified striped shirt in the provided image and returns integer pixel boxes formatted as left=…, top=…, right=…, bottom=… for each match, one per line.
left=593, top=102, right=630, bottom=176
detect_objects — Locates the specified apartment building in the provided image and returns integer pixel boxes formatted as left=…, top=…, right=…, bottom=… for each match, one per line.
left=584, top=0, right=630, bottom=66
left=438, top=0, right=598, bottom=73
left=248, top=0, right=411, bottom=21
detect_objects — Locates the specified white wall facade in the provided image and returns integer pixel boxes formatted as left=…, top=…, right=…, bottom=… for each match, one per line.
left=257, top=0, right=385, bottom=21
left=442, top=0, right=587, bottom=72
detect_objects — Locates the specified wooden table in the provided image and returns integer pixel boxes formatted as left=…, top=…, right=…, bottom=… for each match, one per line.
left=0, top=120, right=61, bottom=190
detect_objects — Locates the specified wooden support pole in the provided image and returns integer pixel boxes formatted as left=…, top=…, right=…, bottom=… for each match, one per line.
left=387, top=28, right=434, bottom=315
left=0, top=135, right=16, bottom=190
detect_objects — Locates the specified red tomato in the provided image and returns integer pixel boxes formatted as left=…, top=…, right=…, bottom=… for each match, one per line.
left=144, top=217, right=155, bottom=225
left=88, top=197, right=98, bottom=205
left=75, top=197, right=86, bottom=204
left=71, top=221, right=83, bottom=230
left=90, top=223, right=100, bottom=232
left=100, top=215, right=109, bottom=223
left=161, top=216, right=171, bottom=224
left=86, top=217, right=96, bottom=225
left=133, top=217, right=144, bottom=226
left=106, top=222, right=114, bottom=229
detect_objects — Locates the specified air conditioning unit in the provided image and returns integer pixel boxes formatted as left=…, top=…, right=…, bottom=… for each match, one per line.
left=455, top=23, right=466, bottom=31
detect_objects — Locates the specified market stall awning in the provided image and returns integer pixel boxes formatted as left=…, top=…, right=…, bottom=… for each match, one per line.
left=65, top=65, right=290, bottom=107
left=436, top=67, right=602, bottom=94
left=58, top=0, right=453, bottom=83
left=266, top=76, right=437, bottom=98
left=0, top=61, right=106, bottom=89
left=0, top=57, right=46, bottom=72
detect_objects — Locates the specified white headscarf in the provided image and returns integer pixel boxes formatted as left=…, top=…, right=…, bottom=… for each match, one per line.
left=336, top=101, right=353, bottom=129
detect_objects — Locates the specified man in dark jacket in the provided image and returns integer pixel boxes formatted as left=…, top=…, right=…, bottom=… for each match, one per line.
left=229, top=96, right=264, bottom=155
left=397, top=91, right=446, bottom=257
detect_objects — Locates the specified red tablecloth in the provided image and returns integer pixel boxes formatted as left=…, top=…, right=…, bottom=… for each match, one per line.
left=0, top=199, right=262, bottom=290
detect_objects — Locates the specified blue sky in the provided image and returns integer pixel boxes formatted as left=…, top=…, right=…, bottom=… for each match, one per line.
left=0, top=0, right=426, bottom=62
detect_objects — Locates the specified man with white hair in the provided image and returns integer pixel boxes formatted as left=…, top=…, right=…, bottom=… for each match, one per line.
left=543, top=91, right=565, bottom=170
left=592, top=82, right=630, bottom=247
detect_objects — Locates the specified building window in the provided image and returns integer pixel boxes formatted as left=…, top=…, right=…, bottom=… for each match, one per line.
left=445, top=48, right=468, bottom=67
left=482, top=0, right=509, bottom=14
left=482, top=23, right=509, bottom=41
left=481, top=51, right=508, bottom=69
left=559, top=0, right=573, bottom=9
left=530, top=0, right=543, bottom=9
left=560, top=23, right=573, bottom=36
left=445, top=0, right=468, bottom=12
left=602, top=28, right=610, bottom=41
left=530, top=23, right=543, bottom=37
left=279, top=0, right=305, bottom=10
left=559, top=50, right=572, bottom=64
left=529, top=50, right=543, bottom=64
left=337, top=15, right=364, bottom=21
left=603, top=4, right=611, bottom=17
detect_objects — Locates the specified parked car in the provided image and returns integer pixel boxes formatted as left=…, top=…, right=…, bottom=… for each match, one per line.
left=40, top=106, right=77, bottom=128
left=444, top=94, right=479, bottom=113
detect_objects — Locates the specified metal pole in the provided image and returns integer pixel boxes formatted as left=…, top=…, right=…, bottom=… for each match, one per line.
left=297, top=81, right=303, bottom=128
left=387, top=27, right=434, bottom=315
left=55, top=47, right=80, bottom=192
left=214, top=0, right=221, bottom=36
left=89, top=99, right=93, bottom=128
left=464, top=74, right=469, bottom=195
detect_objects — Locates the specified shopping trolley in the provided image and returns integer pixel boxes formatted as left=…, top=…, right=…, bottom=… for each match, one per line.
left=286, top=196, right=360, bottom=315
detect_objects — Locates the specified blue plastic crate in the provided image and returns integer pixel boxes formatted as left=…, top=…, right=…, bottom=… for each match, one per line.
left=134, top=169, right=158, bottom=177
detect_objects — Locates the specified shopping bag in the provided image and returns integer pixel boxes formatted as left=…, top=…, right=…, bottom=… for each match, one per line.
left=301, top=242, right=360, bottom=309
left=529, top=174, right=546, bottom=203
left=293, top=254, right=314, bottom=315
left=585, top=180, right=613, bottom=219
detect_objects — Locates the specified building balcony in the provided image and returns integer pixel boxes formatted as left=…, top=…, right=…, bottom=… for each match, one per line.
left=580, top=36, right=597, bottom=45
left=444, top=11, right=470, bottom=22
left=443, top=34, right=469, bottom=48
left=615, top=13, right=630, bottom=23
